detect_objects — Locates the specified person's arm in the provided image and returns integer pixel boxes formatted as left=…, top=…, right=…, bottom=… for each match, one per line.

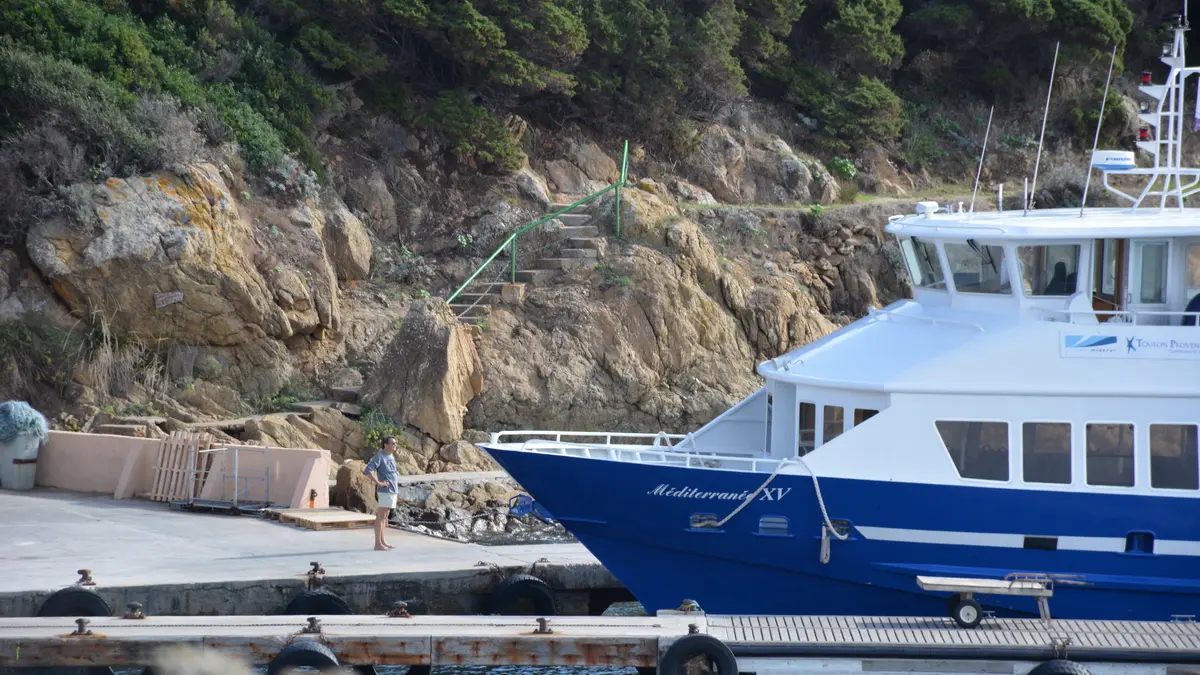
left=363, top=455, right=387, bottom=487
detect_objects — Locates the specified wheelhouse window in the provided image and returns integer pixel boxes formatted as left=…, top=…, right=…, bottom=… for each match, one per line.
left=936, top=421, right=1009, bottom=481
left=1022, top=422, right=1071, bottom=484
left=1019, top=244, right=1080, bottom=296
left=1086, top=423, right=1134, bottom=487
left=798, top=402, right=816, bottom=456
left=901, top=237, right=946, bottom=289
left=944, top=242, right=1010, bottom=294
left=823, top=405, right=844, bottom=444
left=854, top=409, right=878, bottom=425
left=1150, top=424, right=1198, bottom=490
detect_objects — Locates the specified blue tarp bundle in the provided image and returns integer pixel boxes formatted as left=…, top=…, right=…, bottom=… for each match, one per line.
left=0, top=401, right=49, bottom=445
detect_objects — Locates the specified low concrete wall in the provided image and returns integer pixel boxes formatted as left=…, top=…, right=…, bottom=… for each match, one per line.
left=35, top=431, right=330, bottom=508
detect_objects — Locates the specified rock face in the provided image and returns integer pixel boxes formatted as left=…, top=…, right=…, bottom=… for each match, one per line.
left=360, top=299, right=484, bottom=443
left=692, top=124, right=840, bottom=205
left=23, top=162, right=368, bottom=397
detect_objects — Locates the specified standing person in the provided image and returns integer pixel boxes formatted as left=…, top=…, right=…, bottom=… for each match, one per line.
left=363, top=436, right=399, bottom=550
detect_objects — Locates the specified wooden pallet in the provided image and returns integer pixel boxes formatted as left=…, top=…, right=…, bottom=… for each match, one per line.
left=146, top=431, right=214, bottom=502
left=264, top=507, right=377, bottom=530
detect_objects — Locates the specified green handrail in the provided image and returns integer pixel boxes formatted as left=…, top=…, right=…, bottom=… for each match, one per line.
left=446, top=140, right=632, bottom=305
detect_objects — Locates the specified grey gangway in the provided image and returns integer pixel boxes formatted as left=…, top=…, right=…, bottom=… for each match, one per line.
left=6, top=609, right=1200, bottom=675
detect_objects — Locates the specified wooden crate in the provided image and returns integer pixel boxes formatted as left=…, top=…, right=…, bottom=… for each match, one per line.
left=146, top=431, right=214, bottom=502
left=265, top=507, right=377, bottom=531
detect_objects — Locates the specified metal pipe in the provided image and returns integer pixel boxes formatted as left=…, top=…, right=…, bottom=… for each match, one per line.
left=969, top=106, right=994, bottom=214
left=1080, top=44, right=1119, bottom=216
left=1027, top=41, right=1061, bottom=213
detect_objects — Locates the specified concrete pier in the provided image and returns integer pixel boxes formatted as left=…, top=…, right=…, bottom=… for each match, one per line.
left=0, top=489, right=629, bottom=617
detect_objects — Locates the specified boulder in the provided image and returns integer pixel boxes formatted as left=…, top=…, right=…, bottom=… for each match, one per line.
left=344, top=170, right=397, bottom=239
left=426, top=440, right=499, bottom=473
left=360, top=299, right=484, bottom=443
left=175, top=381, right=246, bottom=419
left=567, top=139, right=619, bottom=183
left=333, top=459, right=378, bottom=513
left=322, top=201, right=373, bottom=281
left=694, top=125, right=746, bottom=203
left=303, top=406, right=367, bottom=461
left=244, top=414, right=318, bottom=449
left=545, top=160, right=604, bottom=195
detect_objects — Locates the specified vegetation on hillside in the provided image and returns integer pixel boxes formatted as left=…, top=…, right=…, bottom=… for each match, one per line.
left=0, top=0, right=1166, bottom=242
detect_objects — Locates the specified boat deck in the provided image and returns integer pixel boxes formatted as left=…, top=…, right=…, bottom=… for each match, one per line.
left=5, top=612, right=1200, bottom=668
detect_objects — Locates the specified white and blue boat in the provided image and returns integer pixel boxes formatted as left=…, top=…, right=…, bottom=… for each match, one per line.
left=482, top=14, right=1200, bottom=622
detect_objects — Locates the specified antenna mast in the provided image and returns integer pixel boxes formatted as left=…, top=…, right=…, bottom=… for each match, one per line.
left=969, top=106, right=994, bottom=213
left=1080, top=45, right=1119, bottom=216
left=1026, top=41, right=1060, bottom=214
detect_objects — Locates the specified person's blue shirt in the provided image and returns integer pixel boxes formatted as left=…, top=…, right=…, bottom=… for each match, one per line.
left=364, top=451, right=399, bottom=493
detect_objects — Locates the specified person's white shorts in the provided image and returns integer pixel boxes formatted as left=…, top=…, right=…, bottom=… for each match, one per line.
left=378, top=491, right=397, bottom=509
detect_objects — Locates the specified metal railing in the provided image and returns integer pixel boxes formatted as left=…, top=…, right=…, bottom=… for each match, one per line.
left=1036, top=308, right=1200, bottom=326
left=446, top=140, right=630, bottom=304
left=491, top=429, right=687, bottom=447
left=509, top=438, right=784, bottom=474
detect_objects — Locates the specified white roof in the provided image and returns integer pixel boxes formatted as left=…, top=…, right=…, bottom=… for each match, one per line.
left=759, top=300, right=1200, bottom=397
left=885, top=206, right=1200, bottom=241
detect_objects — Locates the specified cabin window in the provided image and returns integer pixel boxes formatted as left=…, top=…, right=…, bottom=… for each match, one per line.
left=901, top=237, right=946, bottom=289
left=758, top=515, right=790, bottom=536
left=944, top=242, right=1011, bottom=294
left=798, top=402, right=816, bottom=455
left=936, top=421, right=1009, bottom=481
left=823, top=406, right=844, bottom=444
left=1018, top=244, right=1080, bottom=296
left=1086, top=423, right=1135, bottom=487
left=1133, top=241, right=1168, bottom=304
left=1022, top=422, right=1071, bottom=485
left=854, top=409, right=879, bottom=425
left=1150, top=424, right=1199, bottom=490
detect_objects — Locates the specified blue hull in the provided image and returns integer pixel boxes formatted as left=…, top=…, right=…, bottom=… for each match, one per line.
left=483, top=446, right=1200, bottom=620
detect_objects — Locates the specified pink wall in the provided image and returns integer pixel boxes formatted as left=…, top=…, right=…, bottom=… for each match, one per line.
left=36, top=431, right=330, bottom=508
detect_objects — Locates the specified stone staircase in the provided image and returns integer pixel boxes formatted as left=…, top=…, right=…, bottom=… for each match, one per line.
left=450, top=199, right=604, bottom=324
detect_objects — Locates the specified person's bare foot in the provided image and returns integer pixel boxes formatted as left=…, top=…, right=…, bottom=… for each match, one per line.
left=374, top=545, right=388, bottom=551
left=383, top=543, right=395, bottom=549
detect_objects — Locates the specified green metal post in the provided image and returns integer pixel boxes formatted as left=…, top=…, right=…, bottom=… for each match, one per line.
left=510, top=239, right=516, bottom=282
left=615, top=140, right=629, bottom=238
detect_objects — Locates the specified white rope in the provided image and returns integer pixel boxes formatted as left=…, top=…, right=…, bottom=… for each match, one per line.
left=713, top=455, right=851, bottom=562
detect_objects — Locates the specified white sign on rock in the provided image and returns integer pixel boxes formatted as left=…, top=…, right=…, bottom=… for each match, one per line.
left=155, top=291, right=184, bottom=309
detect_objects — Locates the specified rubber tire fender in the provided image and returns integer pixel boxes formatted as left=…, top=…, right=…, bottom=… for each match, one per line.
left=36, top=588, right=112, bottom=618
left=1027, top=660, right=1092, bottom=675
left=282, top=589, right=354, bottom=616
left=658, top=634, right=737, bottom=675
left=490, top=573, right=558, bottom=615
left=266, top=641, right=341, bottom=675
left=35, top=588, right=115, bottom=675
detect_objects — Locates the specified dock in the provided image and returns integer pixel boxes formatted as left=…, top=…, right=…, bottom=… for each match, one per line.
left=3, top=611, right=1200, bottom=674
left=0, top=489, right=627, bottom=618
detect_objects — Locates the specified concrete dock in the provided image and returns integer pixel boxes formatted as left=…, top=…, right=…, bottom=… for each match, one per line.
left=0, top=489, right=627, bottom=617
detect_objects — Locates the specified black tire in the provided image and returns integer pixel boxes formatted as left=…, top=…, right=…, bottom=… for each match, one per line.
left=34, top=588, right=115, bottom=675
left=282, top=589, right=354, bottom=616
left=406, top=667, right=432, bottom=675
left=1027, top=661, right=1091, bottom=675
left=659, top=634, right=737, bottom=675
left=951, top=597, right=983, bottom=629
left=35, top=588, right=112, bottom=618
left=490, top=573, right=558, bottom=615
left=266, top=642, right=341, bottom=675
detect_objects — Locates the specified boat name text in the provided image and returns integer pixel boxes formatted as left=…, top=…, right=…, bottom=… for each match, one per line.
left=647, top=484, right=792, bottom=501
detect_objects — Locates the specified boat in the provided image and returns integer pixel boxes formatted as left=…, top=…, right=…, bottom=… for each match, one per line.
left=480, top=12, right=1200, bottom=623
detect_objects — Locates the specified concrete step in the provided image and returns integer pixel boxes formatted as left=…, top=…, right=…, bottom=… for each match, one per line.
left=450, top=303, right=490, bottom=318
left=567, top=238, right=603, bottom=249
left=329, top=386, right=360, bottom=403
left=559, top=248, right=598, bottom=259
left=538, top=257, right=590, bottom=271
left=555, top=213, right=593, bottom=227
left=557, top=225, right=599, bottom=238
left=455, top=292, right=499, bottom=305
left=515, top=269, right=561, bottom=284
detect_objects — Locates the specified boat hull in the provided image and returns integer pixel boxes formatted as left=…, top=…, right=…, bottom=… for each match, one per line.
left=482, top=446, right=1200, bottom=621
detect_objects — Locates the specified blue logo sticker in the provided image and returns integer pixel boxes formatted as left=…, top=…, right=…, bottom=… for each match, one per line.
left=1064, top=335, right=1118, bottom=349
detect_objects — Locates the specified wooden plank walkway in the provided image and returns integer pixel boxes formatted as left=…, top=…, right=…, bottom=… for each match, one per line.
left=262, top=507, right=377, bottom=530
left=5, top=612, right=1200, bottom=669
left=0, top=613, right=697, bottom=668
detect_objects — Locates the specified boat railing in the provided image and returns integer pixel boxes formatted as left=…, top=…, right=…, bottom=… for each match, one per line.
left=490, top=429, right=688, bottom=448
left=513, top=439, right=784, bottom=473
left=1035, top=307, right=1200, bottom=326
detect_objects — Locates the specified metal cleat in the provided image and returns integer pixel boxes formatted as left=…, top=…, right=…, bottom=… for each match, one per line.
left=123, top=602, right=146, bottom=619
left=387, top=601, right=411, bottom=618
left=76, top=569, right=95, bottom=586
